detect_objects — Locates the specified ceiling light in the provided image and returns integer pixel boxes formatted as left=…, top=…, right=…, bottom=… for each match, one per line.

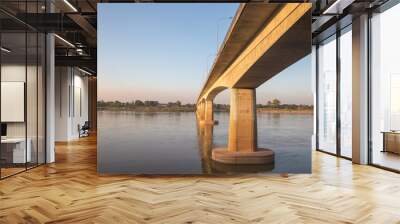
left=76, top=48, right=85, bottom=55
left=63, top=0, right=78, bottom=12
left=54, top=34, right=75, bottom=48
left=323, top=0, right=355, bottom=15
left=1, top=47, right=11, bottom=53
left=78, top=67, right=93, bottom=76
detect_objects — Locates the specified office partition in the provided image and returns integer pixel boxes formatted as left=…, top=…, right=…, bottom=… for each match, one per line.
left=0, top=1, right=47, bottom=179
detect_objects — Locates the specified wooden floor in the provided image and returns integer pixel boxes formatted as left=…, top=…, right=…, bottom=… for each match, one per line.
left=372, top=151, right=400, bottom=171
left=1, top=135, right=400, bottom=224
left=1, top=167, right=26, bottom=178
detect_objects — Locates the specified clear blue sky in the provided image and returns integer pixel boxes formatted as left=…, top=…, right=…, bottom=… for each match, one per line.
left=98, top=3, right=313, bottom=105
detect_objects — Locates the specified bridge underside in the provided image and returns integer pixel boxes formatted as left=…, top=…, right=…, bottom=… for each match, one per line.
left=233, top=9, right=311, bottom=88
left=198, top=3, right=312, bottom=102
left=196, top=3, right=312, bottom=165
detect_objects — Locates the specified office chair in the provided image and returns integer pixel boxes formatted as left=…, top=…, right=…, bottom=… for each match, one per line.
left=79, top=121, right=90, bottom=138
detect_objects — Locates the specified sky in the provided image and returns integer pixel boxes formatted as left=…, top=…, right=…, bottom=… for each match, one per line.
left=98, top=3, right=313, bottom=105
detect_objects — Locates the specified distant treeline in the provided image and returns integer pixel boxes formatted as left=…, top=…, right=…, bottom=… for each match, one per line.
left=97, top=99, right=313, bottom=113
left=257, top=99, right=313, bottom=111
left=97, top=100, right=195, bottom=112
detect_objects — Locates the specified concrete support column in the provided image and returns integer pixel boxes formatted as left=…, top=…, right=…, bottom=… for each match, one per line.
left=45, top=0, right=60, bottom=164
left=196, top=104, right=200, bottom=119
left=228, top=89, right=257, bottom=152
left=197, top=101, right=206, bottom=121
left=352, top=14, right=369, bottom=165
left=201, top=102, right=205, bottom=121
left=212, top=88, right=274, bottom=165
left=204, top=100, right=214, bottom=124
left=46, top=26, right=55, bottom=163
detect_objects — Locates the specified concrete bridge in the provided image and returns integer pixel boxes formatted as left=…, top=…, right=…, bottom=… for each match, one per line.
left=196, top=3, right=312, bottom=165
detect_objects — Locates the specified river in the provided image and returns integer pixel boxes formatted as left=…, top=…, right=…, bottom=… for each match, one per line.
left=98, top=111, right=313, bottom=174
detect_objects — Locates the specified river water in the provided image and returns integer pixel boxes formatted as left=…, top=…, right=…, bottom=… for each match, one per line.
left=98, top=111, right=312, bottom=174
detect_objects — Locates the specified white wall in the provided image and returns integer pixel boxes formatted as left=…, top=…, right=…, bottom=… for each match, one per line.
left=1, top=65, right=36, bottom=138
left=71, top=73, right=89, bottom=138
left=55, top=67, right=70, bottom=141
left=55, top=67, right=89, bottom=141
left=1, top=63, right=46, bottom=164
left=1, top=66, right=26, bottom=137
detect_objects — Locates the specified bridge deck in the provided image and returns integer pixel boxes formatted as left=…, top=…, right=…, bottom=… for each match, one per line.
left=198, top=3, right=311, bottom=103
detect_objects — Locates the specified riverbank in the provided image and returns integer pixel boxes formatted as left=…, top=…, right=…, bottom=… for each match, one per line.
left=98, top=107, right=313, bottom=114
left=257, top=108, right=313, bottom=114
left=98, top=107, right=194, bottom=112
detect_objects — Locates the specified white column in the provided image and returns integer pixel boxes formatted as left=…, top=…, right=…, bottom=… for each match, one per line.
left=352, top=14, right=369, bottom=164
left=46, top=32, right=55, bottom=163
left=311, top=45, right=317, bottom=150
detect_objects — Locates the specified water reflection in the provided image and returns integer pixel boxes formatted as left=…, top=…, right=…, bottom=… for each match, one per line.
left=196, top=119, right=274, bottom=174
left=196, top=122, right=213, bottom=173
left=98, top=111, right=311, bottom=174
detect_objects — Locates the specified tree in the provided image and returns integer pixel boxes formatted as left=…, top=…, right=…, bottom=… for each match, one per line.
left=113, top=100, right=121, bottom=106
left=272, top=99, right=281, bottom=107
left=176, top=100, right=181, bottom=106
left=144, top=101, right=159, bottom=106
left=97, top=100, right=104, bottom=105
left=135, top=100, right=144, bottom=106
left=127, top=101, right=135, bottom=108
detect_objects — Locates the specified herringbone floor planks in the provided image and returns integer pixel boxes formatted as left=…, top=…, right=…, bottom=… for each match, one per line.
left=1, top=135, right=400, bottom=223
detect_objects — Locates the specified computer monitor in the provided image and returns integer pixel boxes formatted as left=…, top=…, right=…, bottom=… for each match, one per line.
left=1, top=123, right=7, bottom=137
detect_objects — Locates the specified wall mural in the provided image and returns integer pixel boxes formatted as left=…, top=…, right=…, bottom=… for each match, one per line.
left=97, top=3, right=313, bottom=174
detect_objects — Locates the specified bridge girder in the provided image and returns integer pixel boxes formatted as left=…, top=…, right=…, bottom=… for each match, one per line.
left=197, top=3, right=312, bottom=105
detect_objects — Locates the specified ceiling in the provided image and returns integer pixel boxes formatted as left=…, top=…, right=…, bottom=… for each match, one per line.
left=0, top=0, right=392, bottom=76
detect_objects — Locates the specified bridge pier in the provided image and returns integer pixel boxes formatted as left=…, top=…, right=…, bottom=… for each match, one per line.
left=196, top=101, right=205, bottom=121
left=204, top=100, right=214, bottom=125
left=212, top=88, right=274, bottom=165
left=197, top=100, right=214, bottom=125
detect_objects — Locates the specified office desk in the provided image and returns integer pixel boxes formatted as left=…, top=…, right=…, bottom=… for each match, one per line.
left=1, top=138, right=31, bottom=163
left=382, top=131, right=400, bottom=154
